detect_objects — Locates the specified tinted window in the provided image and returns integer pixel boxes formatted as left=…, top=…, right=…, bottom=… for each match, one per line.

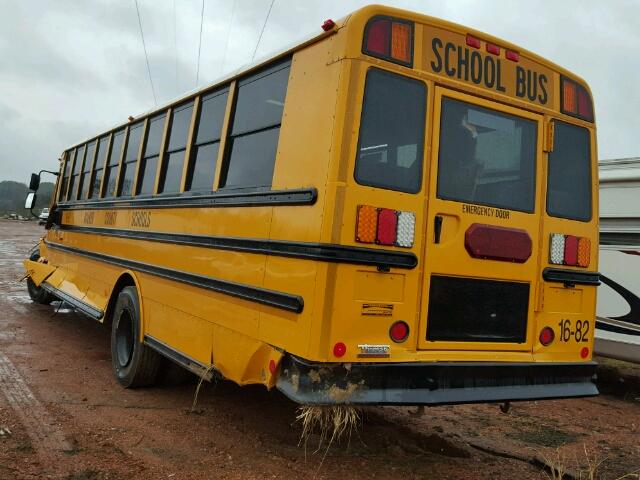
left=137, top=155, right=158, bottom=195
left=196, top=90, right=228, bottom=144
left=119, top=123, right=143, bottom=197
left=59, top=152, right=73, bottom=201
left=225, top=128, right=279, bottom=189
left=67, top=148, right=80, bottom=200
left=232, top=61, right=290, bottom=136
left=221, top=60, right=290, bottom=189
left=188, top=143, right=219, bottom=191
left=136, top=113, right=166, bottom=195
left=168, top=103, right=193, bottom=151
left=186, top=89, right=228, bottom=192
left=437, top=98, right=537, bottom=213
left=144, top=113, right=166, bottom=157
left=104, top=130, right=125, bottom=197
left=90, top=136, right=109, bottom=198
left=547, top=121, right=591, bottom=221
left=80, top=141, right=96, bottom=199
left=159, top=103, right=193, bottom=194
left=355, top=69, right=426, bottom=193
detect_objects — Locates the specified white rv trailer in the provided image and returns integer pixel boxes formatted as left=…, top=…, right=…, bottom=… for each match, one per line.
left=596, top=157, right=640, bottom=362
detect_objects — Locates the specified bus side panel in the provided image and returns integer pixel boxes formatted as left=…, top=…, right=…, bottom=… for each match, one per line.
left=261, top=38, right=343, bottom=359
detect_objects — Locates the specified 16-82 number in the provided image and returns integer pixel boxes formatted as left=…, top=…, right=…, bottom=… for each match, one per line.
left=557, top=319, right=590, bottom=342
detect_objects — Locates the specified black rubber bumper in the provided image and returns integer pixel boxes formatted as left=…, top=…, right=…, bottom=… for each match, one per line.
left=276, top=355, right=598, bottom=406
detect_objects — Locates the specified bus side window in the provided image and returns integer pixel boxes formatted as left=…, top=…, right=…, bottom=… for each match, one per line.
left=221, top=58, right=291, bottom=190
left=185, top=88, right=229, bottom=192
left=104, top=130, right=125, bottom=198
left=119, top=122, right=144, bottom=197
left=90, top=136, right=109, bottom=199
left=79, top=141, right=96, bottom=200
left=58, top=153, right=72, bottom=202
left=159, top=102, right=194, bottom=194
left=68, top=145, right=85, bottom=201
left=137, top=113, right=166, bottom=196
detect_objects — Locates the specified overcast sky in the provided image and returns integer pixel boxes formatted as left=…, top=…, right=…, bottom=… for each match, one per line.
left=1, top=0, right=638, bottom=183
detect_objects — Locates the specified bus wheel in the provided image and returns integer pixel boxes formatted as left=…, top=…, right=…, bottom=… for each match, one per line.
left=110, top=286, right=161, bottom=388
left=26, top=252, right=54, bottom=305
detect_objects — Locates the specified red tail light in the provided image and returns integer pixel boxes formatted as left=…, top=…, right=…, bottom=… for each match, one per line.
left=464, top=224, right=532, bottom=263
left=580, top=347, right=590, bottom=359
left=389, top=321, right=409, bottom=343
left=376, top=208, right=398, bottom=245
left=563, top=235, right=579, bottom=266
left=539, top=326, right=555, bottom=346
left=333, top=342, right=346, bottom=358
left=363, top=17, right=413, bottom=67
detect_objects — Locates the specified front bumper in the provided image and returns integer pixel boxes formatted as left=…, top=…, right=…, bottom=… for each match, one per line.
left=276, top=355, right=598, bottom=406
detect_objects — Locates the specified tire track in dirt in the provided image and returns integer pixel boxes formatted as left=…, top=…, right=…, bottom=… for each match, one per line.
left=0, top=351, right=75, bottom=463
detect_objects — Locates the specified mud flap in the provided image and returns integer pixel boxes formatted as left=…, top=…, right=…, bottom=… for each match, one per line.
left=23, top=259, right=56, bottom=287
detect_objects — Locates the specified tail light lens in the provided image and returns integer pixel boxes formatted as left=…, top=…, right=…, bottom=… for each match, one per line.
left=376, top=208, right=398, bottom=245
left=561, top=76, right=593, bottom=122
left=333, top=342, right=346, bottom=358
left=539, top=326, right=555, bottom=346
left=464, top=224, right=532, bottom=263
left=356, top=205, right=415, bottom=248
left=363, top=17, right=413, bottom=67
left=389, top=321, right=409, bottom=343
left=564, top=235, right=579, bottom=266
left=549, top=233, right=591, bottom=268
left=577, top=238, right=591, bottom=267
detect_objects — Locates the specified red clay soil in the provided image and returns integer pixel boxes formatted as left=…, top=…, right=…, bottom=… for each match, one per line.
left=0, top=219, right=638, bottom=479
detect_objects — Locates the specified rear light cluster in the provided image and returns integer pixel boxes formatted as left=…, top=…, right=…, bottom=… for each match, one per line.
left=549, top=234, right=591, bottom=267
left=363, top=16, right=413, bottom=67
left=561, top=76, right=593, bottom=122
left=466, top=34, right=519, bottom=62
left=356, top=205, right=415, bottom=248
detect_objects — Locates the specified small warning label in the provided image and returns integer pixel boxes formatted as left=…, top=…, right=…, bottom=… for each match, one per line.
left=361, top=303, right=394, bottom=316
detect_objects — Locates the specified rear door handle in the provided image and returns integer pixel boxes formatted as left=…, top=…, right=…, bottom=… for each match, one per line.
left=434, top=215, right=443, bottom=244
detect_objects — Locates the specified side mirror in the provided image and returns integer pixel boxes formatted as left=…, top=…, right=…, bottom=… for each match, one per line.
left=25, top=192, right=37, bottom=210
left=29, top=173, right=40, bottom=191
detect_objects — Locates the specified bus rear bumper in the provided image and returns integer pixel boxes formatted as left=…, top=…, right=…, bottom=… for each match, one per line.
left=276, top=355, right=598, bottom=406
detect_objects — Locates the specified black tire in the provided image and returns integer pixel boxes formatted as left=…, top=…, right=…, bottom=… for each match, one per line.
left=110, top=286, right=162, bottom=388
left=26, top=252, right=54, bottom=305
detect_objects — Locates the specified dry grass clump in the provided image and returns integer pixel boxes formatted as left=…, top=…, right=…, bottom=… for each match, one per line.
left=296, top=405, right=362, bottom=455
left=539, top=444, right=639, bottom=480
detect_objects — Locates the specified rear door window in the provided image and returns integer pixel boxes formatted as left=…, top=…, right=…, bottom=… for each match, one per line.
left=547, top=121, right=591, bottom=221
left=437, top=98, right=537, bottom=213
left=355, top=68, right=426, bottom=193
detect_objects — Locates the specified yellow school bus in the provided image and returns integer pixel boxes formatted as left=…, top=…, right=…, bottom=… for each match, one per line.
left=23, top=5, right=600, bottom=405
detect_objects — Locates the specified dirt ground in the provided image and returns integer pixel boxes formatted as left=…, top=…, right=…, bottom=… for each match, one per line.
left=0, top=219, right=638, bottom=480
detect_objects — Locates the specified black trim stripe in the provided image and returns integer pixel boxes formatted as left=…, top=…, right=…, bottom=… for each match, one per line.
left=542, top=267, right=600, bottom=286
left=58, top=224, right=418, bottom=269
left=44, top=240, right=304, bottom=313
left=56, top=188, right=317, bottom=211
left=144, top=335, right=214, bottom=379
left=40, top=282, right=104, bottom=320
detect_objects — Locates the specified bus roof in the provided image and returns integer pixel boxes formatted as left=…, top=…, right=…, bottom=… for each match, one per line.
left=62, top=4, right=592, bottom=154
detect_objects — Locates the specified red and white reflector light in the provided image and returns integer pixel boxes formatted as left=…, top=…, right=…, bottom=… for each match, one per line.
left=356, top=205, right=415, bottom=248
left=549, top=233, right=591, bottom=268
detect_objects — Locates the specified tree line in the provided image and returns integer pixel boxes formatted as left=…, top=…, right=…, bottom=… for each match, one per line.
left=0, top=181, right=55, bottom=216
